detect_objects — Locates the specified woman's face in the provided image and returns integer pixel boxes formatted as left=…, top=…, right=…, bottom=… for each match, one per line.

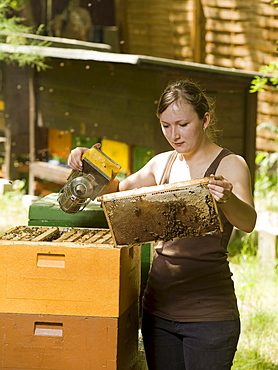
left=159, top=101, right=210, bottom=155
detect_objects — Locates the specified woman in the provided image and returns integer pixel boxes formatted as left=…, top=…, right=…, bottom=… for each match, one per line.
left=68, top=80, right=257, bottom=370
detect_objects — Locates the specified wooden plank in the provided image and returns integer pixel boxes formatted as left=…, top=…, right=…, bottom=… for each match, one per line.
left=254, top=40, right=278, bottom=54
left=99, top=178, right=223, bottom=246
left=206, top=53, right=256, bottom=70
left=258, top=0, right=276, bottom=3
left=0, top=226, right=48, bottom=241
left=260, top=29, right=278, bottom=42
left=95, top=232, right=113, bottom=244
left=55, top=229, right=79, bottom=242
left=257, top=3, right=278, bottom=16
left=257, top=128, right=277, bottom=141
left=257, top=114, right=278, bottom=126
left=259, top=91, right=278, bottom=104
left=206, top=19, right=252, bottom=33
left=202, top=0, right=252, bottom=7
left=257, top=17, right=278, bottom=28
left=29, top=161, right=70, bottom=184
left=204, top=8, right=251, bottom=20
left=258, top=101, right=278, bottom=116
left=77, top=229, right=100, bottom=243
left=84, top=230, right=111, bottom=243
left=256, top=137, right=278, bottom=152
left=206, top=31, right=248, bottom=44
left=32, top=227, right=60, bottom=242
left=206, top=43, right=251, bottom=56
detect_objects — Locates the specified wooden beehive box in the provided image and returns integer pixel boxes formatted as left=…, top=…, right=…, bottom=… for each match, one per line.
left=0, top=226, right=140, bottom=318
left=0, top=226, right=140, bottom=369
left=0, top=303, right=138, bottom=370
left=98, top=177, right=223, bottom=246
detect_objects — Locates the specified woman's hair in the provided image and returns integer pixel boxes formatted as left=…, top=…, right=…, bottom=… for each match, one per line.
left=156, top=79, right=221, bottom=143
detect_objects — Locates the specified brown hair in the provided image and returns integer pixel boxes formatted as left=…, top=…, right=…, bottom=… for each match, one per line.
left=157, top=80, right=221, bottom=143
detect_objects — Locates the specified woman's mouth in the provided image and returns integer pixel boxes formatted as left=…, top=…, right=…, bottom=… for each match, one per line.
left=173, top=142, right=184, bottom=147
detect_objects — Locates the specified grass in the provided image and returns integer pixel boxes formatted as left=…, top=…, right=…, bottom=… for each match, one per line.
left=230, top=255, right=278, bottom=369
left=0, top=190, right=29, bottom=234
left=0, top=189, right=277, bottom=369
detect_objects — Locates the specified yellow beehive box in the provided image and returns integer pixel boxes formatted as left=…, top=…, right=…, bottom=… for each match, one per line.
left=0, top=227, right=140, bottom=318
left=0, top=302, right=138, bottom=369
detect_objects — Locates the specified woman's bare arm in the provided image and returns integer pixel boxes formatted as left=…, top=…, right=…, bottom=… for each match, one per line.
left=208, top=155, right=257, bottom=233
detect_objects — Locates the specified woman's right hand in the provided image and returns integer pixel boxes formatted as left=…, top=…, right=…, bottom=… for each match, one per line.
left=67, top=143, right=101, bottom=171
left=67, top=147, right=89, bottom=171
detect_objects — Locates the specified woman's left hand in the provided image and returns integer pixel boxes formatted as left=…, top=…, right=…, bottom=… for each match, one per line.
left=208, top=175, right=233, bottom=204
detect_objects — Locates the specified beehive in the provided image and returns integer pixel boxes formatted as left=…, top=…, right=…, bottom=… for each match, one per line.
left=0, top=226, right=140, bottom=318
left=98, top=177, right=223, bottom=246
left=0, top=226, right=140, bottom=369
left=0, top=302, right=138, bottom=370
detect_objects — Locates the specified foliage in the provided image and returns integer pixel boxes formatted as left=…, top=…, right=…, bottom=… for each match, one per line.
left=0, top=179, right=28, bottom=234
left=0, top=0, right=50, bottom=71
left=228, top=231, right=258, bottom=260
left=254, top=123, right=278, bottom=211
left=250, top=1, right=278, bottom=93
left=250, top=61, right=278, bottom=93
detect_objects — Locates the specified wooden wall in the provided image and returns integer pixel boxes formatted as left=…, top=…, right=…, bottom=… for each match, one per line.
left=202, top=0, right=255, bottom=70
left=116, top=0, right=278, bottom=152
left=120, top=0, right=194, bottom=61
left=35, top=59, right=165, bottom=153
left=202, top=0, right=278, bottom=152
left=2, top=65, right=30, bottom=180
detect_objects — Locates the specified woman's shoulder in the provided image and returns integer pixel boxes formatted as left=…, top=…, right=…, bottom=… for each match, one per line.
left=149, top=150, right=176, bottom=169
left=220, top=150, right=247, bottom=164
left=148, top=150, right=176, bottom=183
left=217, top=150, right=250, bottom=176
left=152, top=150, right=176, bottom=161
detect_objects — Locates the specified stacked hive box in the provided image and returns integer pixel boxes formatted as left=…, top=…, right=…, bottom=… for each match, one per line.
left=28, top=192, right=153, bottom=290
left=0, top=226, right=140, bottom=369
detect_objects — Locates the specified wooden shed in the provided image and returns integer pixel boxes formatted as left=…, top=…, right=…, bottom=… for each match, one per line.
left=1, top=44, right=258, bottom=193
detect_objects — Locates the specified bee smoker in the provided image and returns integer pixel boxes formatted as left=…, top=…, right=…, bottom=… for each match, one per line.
left=58, top=147, right=121, bottom=214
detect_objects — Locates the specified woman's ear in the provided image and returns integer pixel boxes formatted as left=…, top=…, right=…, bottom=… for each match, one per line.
left=203, top=112, right=210, bottom=131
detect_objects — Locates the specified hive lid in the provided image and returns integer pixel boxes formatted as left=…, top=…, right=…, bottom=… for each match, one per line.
left=98, top=177, right=223, bottom=246
left=28, top=193, right=108, bottom=228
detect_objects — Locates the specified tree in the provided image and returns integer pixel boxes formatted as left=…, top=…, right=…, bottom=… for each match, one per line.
left=0, top=0, right=49, bottom=71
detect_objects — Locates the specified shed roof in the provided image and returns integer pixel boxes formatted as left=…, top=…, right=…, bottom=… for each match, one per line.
left=0, top=41, right=264, bottom=79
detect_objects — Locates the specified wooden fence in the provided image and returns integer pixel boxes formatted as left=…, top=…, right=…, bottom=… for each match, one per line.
left=119, top=0, right=278, bottom=152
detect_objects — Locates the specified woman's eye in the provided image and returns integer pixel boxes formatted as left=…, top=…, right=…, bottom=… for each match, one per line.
left=180, top=123, right=188, bottom=127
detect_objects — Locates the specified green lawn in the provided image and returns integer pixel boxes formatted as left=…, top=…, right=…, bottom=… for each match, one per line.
left=231, top=257, right=278, bottom=369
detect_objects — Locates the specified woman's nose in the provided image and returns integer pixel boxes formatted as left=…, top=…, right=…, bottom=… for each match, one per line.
left=171, top=126, right=180, bottom=139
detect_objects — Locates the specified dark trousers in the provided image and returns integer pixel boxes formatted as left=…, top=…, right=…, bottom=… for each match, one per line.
left=141, top=309, right=240, bottom=370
